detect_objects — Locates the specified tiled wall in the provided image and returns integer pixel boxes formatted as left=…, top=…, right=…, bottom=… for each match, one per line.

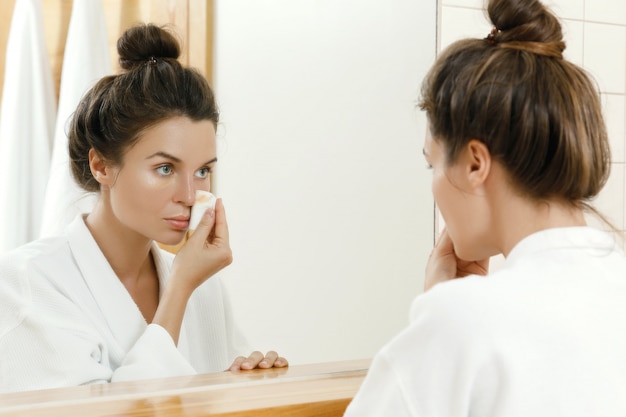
left=438, top=0, right=626, bottom=243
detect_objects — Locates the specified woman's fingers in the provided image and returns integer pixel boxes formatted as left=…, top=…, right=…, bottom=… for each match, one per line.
left=227, top=351, right=289, bottom=371
left=211, top=198, right=230, bottom=246
left=425, top=228, right=459, bottom=291
left=227, top=356, right=246, bottom=372
left=240, top=351, right=264, bottom=370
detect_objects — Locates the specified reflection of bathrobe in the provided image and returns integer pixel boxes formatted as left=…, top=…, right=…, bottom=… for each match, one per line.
left=345, top=227, right=626, bottom=416
left=0, top=215, right=247, bottom=393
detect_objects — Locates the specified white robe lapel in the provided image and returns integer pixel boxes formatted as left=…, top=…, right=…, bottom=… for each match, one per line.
left=66, top=216, right=147, bottom=353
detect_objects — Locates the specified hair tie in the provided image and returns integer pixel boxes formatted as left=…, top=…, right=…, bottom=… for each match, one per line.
left=148, top=56, right=158, bottom=65
left=484, top=27, right=499, bottom=45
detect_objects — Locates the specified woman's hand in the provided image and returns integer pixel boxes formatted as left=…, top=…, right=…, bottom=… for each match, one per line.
left=424, top=227, right=488, bottom=292
left=153, top=198, right=232, bottom=344
left=227, top=351, right=289, bottom=371
left=171, top=198, right=233, bottom=295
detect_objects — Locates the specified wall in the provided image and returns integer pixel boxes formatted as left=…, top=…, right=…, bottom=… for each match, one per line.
left=212, top=0, right=437, bottom=364
left=438, top=0, right=626, bottom=244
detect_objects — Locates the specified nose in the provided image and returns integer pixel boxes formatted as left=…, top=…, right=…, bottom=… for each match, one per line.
left=174, top=174, right=195, bottom=206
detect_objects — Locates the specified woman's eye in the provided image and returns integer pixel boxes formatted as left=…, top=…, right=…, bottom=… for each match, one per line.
left=196, top=167, right=211, bottom=178
left=156, top=165, right=173, bottom=176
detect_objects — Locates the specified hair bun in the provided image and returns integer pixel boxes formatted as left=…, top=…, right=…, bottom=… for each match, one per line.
left=117, top=23, right=181, bottom=70
left=488, top=0, right=565, bottom=57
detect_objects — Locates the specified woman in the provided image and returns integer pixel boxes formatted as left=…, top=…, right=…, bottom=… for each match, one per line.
left=345, top=0, right=626, bottom=415
left=0, top=24, right=286, bottom=393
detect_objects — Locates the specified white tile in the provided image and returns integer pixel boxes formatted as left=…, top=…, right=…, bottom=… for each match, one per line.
left=544, top=0, right=584, bottom=21
left=583, top=22, right=626, bottom=94
left=440, top=5, right=491, bottom=51
left=441, top=0, right=485, bottom=8
left=585, top=0, right=626, bottom=25
left=602, top=94, right=626, bottom=163
left=589, top=163, right=625, bottom=230
left=561, top=19, right=584, bottom=67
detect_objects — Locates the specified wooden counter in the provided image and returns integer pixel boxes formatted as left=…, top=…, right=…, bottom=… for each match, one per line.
left=0, top=359, right=370, bottom=417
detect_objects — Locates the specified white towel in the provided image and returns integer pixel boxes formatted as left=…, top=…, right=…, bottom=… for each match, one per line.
left=0, top=0, right=56, bottom=253
left=39, top=0, right=111, bottom=238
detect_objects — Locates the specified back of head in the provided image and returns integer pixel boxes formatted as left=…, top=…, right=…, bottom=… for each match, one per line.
left=420, top=0, right=610, bottom=204
left=69, top=23, right=219, bottom=192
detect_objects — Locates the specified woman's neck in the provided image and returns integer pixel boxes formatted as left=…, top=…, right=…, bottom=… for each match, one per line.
left=494, top=193, right=586, bottom=257
left=84, top=199, right=154, bottom=284
left=485, top=163, right=587, bottom=258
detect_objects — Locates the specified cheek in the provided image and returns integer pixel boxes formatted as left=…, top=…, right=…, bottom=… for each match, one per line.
left=432, top=172, right=466, bottom=247
left=431, top=171, right=451, bottom=219
left=115, top=170, right=173, bottom=211
left=140, top=169, right=175, bottom=190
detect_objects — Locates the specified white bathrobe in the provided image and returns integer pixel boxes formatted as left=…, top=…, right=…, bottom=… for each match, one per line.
left=344, top=227, right=626, bottom=416
left=0, top=215, right=247, bottom=393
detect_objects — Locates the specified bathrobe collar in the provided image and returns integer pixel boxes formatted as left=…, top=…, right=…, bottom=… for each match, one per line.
left=506, top=226, right=619, bottom=267
left=66, top=215, right=171, bottom=352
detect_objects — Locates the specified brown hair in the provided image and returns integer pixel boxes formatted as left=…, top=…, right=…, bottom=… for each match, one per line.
left=68, top=23, right=219, bottom=192
left=419, top=0, right=610, bottom=204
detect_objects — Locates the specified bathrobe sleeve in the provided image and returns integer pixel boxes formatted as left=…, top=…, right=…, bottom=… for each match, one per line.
left=0, top=215, right=248, bottom=392
left=110, top=324, right=195, bottom=382
left=0, top=248, right=195, bottom=393
left=344, top=279, right=497, bottom=417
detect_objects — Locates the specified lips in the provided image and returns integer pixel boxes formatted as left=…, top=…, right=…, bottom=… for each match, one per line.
left=165, top=215, right=190, bottom=230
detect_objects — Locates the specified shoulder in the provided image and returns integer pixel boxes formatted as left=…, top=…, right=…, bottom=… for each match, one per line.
left=402, top=272, right=524, bottom=347
left=0, top=236, right=72, bottom=279
left=0, top=237, right=74, bottom=330
left=0, top=236, right=76, bottom=302
left=376, top=273, right=524, bottom=365
left=411, top=275, right=504, bottom=320
left=362, top=276, right=513, bottom=414
left=0, top=215, right=104, bottom=280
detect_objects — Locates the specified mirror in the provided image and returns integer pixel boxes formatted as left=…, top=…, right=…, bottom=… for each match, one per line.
left=211, top=0, right=437, bottom=364
left=0, top=0, right=437, bottom=372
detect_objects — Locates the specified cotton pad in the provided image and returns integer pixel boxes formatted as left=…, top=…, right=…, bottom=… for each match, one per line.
left=189, top=190, right=217, bottom=230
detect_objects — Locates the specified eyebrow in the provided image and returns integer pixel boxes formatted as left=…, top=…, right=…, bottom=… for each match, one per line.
left=146, top=151, right=218, bottom=166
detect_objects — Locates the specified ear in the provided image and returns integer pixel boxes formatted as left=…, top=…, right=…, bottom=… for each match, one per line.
left=88, top=148, right=116, bottom=188
left=462, top=139, right=492, bottom=188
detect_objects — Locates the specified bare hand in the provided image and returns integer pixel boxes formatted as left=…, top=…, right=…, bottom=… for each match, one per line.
left=171, top=198, right=233, bottom=294
left=424, top=228, right=488, bottom=292
left=227, top=351, right=289, bottom=371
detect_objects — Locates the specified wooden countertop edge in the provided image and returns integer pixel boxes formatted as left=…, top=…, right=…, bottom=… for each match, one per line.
left=0, top=359, right=371, bottom=416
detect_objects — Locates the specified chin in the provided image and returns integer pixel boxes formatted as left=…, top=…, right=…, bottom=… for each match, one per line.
left=157, top=231, right=187, bottom=246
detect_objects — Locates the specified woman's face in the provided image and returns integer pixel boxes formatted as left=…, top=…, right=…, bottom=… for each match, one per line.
left=423, top=130, right=494, bottom=261
left=107, top=116, right=217, bottom=245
